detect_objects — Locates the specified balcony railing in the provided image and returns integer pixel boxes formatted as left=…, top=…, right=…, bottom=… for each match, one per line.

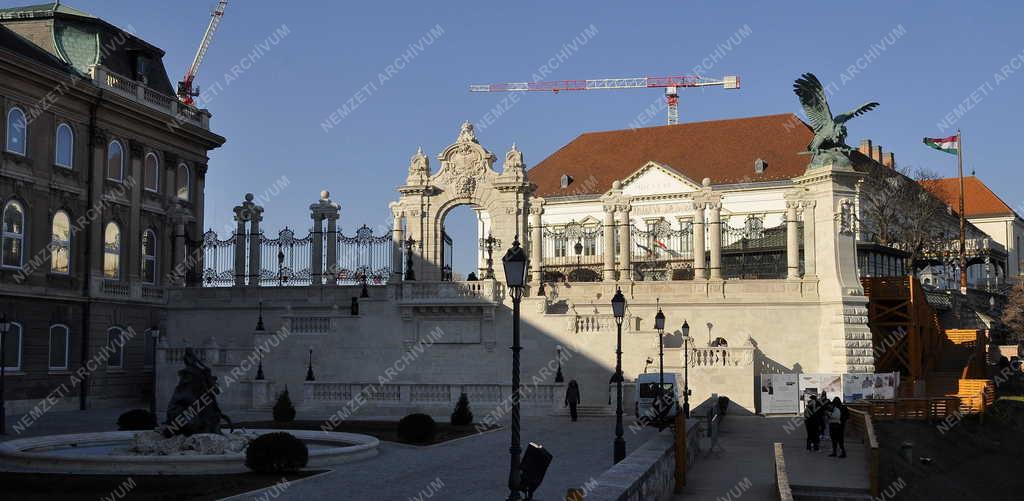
left=89, top=65, right=211, bottom=130
left=400, top=280, right=501, bottom=303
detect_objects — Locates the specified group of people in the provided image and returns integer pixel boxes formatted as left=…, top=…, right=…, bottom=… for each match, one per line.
left=803, top=392, right=848, bottom=458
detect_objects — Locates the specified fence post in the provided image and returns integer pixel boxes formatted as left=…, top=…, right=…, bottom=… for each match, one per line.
left=325, top=213, right=339, bottom=285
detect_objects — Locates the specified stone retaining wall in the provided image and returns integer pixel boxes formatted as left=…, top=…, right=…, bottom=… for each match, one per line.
left=581, top=398, right=719, bottom=500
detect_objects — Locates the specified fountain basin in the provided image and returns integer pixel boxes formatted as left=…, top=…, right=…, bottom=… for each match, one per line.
left=0, top=429, right=378, bottom=475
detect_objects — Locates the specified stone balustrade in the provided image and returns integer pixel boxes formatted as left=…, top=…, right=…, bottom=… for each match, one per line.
left=90, top=65, right=210, bottom=129
left=687, top=346, right=754, bottom=368
left=568, top=314, right=634, bottom=335
left=400, top=280, right=501, bottom=303
left=302, top=382, right=560, bottom=408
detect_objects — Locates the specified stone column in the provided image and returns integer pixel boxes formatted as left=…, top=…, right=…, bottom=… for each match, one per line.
left=168, top=206, right=193, bottom=287
left=127, top=142, right=143, bottom=286
left=309, top=191, right=340, bottom=286
left=309, top=214, right=323, bottom=286
left=801, top=200, right=817, bottom=277
left=232, top=215, right=246, bottom=287
left=325, top=214, right=339, bottom=285
left=617, top=205, right=632, bottom=281
left=248, top=204, right=264, bottom=287
left=786, top=200, right=801, bottom=279
left=708, top=202, right=722, bottom=280
left=390, top=207, right=404, bottom=282
left=692, top=202, right=706, bottom=280
left=529, top=203, right=544, bottom=283
left=602, top=206, right=617, bottom=281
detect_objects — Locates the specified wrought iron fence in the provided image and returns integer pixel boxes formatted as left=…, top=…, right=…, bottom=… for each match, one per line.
left=541, top=221, right=604, bottom=282
left=334, top=225, right=393, bottom=285
left=720, top=216, right=800, bottom=279
left=199, top=225, right=393, bottom=287
left=631, top=220, right=694, bottom=281
left=202, top=230, right=237, bottom=287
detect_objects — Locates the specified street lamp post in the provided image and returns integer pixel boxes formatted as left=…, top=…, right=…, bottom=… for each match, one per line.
left=611, top=288, right=627, bottom=463
left=502, top=236, right=528, bottom=501
left=0, top=313, right=9, bottom=435
left=149, top=326, right=161, bottom=416
left=681, top=320, right=691, bottom=418
left=654, top=300, right=666, bottom=424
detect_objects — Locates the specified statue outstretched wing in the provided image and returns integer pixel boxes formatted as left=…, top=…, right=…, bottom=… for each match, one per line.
left=793, top=73, right=833, bottom=132
left=834, top=102, right=879, bottom=124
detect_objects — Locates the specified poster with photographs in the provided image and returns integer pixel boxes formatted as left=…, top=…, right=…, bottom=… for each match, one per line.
left=794, top=374, right=845, bottom=411
left=760, top=373, right=799, bottom=414
left=842, top=372, right=899, bottom=402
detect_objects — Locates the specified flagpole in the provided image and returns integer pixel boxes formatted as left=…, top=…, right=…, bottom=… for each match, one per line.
left=958, top=129, right=967, bottom=295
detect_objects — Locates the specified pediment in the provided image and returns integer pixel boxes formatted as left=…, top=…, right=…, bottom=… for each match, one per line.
left=620, top=162, right=702, bottom=197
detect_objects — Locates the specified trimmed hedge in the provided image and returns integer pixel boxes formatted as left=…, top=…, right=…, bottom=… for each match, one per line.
left=397, top=413, right=436, bottom=443
left=245, top=432, right=309, bottom=473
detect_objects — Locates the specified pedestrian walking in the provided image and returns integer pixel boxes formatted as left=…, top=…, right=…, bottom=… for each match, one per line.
left=565, top=380, right=581, bottom=422
left=828, top=397, right=847, bottom=458
left=804, top=395, right=821, bottom=451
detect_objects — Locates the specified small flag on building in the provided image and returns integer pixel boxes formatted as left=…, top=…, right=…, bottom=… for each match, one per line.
left=923, top=135, right=959, bottom=155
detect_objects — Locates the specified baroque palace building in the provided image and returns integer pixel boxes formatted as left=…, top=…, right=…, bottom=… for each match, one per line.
left=0, top=3, right=224, bottom=413
left=155, top=115, right=1009, bottom=418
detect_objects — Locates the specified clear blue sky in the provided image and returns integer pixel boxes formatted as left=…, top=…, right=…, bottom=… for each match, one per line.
left=59, top=0, right=1024, bottom=274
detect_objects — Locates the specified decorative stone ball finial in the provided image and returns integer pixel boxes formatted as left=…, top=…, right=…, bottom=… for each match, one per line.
left=702, top=178, right=711, bottom=187
left=612, top=180, right=622, bottom=190
left=245, top=193, right=254, bottom=202
left=320, top=190, right=330, bottom=200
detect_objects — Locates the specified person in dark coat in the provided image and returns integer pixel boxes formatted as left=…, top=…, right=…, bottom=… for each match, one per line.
left=565, top=380, right=581, bottom=422
left=804, top=395, right=821, bottom=451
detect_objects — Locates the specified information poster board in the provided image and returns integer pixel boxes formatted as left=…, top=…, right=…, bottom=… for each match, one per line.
left=797, top=373, right=843, bottom=412
left=760, top=373, right=799, bottom=414
left=842, top=372, right=899, bottom=402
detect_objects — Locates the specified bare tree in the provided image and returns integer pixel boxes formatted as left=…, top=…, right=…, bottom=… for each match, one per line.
left=1002, top=282, right=1024, bottom=342
left=857, top=164, right=957, bottom=270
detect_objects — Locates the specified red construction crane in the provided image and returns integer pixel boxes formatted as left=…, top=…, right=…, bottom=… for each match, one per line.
left=177, top=0, right=229, bottom=106
left=469, top=75, right=740, bottom=125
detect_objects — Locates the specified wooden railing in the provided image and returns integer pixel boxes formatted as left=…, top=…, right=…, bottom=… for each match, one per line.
left=772, top=443, right=794, bottom=501
left=847, top=407, right=880, bottom=497
left=848, top=397, right=960, bottom=420
left=956, top=379, right=995, bottom=413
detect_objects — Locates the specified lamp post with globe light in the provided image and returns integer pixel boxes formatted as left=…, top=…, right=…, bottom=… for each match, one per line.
left=681, top=320, right=691, bottom=418
left=611, top=288, right=627, bottom=463
left=502, top=236, right=528, bottom=500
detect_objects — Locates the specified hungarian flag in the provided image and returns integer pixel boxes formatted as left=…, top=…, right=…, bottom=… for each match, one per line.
left=923, top=135, right=959, bottom=155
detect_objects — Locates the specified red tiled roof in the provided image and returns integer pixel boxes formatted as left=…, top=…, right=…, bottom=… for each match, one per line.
left=921, top=176, right=1019, bottom=219
left=528, top=113, right=815, bottom=198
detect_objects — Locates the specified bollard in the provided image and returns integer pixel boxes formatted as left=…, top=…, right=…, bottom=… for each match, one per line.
left=900, top=441, right=913, bottom=463
left=674, top=411, right=686, bottom=492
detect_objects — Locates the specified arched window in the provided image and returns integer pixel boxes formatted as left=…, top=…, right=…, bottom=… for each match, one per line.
left=2, top=200, right=25, bottom=268
left=144, top=152, right=160, bottom=192
left=55, top=123, right=73, bottom=168
left=51, top=210, right=71, bottom=274
left=176, top=163, right=190, bottom=200
left=103, top=222, right=121, bottom=279
left=5, top=107, right=26, bottom=156
left=106, top=140, right=123, bottom=181
left=141, top=229, right=157, bottom=284
left=106, top=327, right=126, bottom=368
left=2, top=321, right=22, bottom=370
left=49, top=324, right=70, bottom=370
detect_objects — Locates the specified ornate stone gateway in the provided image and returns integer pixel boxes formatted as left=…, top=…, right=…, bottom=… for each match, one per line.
left=393, top=122, right=532, bottom=281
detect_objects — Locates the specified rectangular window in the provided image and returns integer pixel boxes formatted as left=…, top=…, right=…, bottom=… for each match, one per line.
left=554, top=239, right=566, bottom=258
left=49, top=325, right=69, bottom=370
left=2, top=322, right=22, bottom=370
